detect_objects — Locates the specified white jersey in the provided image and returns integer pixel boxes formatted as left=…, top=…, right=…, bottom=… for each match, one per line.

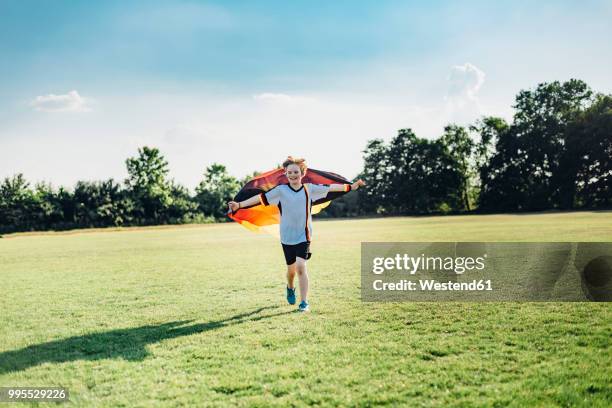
left=261, top=183, right=330, bottom=245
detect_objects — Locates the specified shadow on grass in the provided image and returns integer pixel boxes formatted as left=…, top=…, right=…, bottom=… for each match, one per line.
left=0, top=306, right=291, bottom=375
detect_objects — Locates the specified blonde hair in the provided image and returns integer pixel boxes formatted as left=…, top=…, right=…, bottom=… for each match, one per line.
left=282, top=156, right=307, bottom=175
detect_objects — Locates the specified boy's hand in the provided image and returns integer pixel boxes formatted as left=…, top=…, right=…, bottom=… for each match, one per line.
left=351, top=179, right=366, bottom=190
left=228, top=201, right=240, bottom=212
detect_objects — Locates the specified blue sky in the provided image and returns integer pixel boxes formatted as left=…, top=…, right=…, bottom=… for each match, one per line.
left=1, top=0, right=611, bottom=188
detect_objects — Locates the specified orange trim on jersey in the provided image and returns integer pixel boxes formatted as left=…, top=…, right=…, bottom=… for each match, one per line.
left=304, top=184, right=311, bottom=242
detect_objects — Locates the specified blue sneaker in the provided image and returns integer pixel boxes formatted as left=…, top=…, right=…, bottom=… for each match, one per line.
left=286, top=286, right=296, bottom=305
left=298, top=300, right=310, bottom=312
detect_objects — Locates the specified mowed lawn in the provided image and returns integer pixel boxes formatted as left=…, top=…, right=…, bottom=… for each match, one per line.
left=1, top=212, right=611, bottom=407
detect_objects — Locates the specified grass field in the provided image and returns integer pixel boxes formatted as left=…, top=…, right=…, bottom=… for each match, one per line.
left=1, top=211, right=611, bottom=407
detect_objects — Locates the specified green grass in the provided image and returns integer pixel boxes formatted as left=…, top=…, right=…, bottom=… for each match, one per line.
left=1, top=211, right=611, bottom=407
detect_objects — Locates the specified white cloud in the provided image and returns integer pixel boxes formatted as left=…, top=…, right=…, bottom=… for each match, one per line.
left=445, top=63, right=486, bottom=124
left=30, top=90, right=91, bottom=112
left=447, top=62, right=485, bottom=103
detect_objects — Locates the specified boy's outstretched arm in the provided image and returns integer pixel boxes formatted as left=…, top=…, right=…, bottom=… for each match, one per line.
left=227, top=194, right=261, bottom=213
left=328, top=179, right=366, bottom=193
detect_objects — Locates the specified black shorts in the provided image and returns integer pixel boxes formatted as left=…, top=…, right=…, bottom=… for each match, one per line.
left=281, top=241, right=311, bottom=265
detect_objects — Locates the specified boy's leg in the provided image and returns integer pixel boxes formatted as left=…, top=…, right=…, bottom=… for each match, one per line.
left=295, top=257, right=308, bottom=302
left=287, top=262, right=297, bottom=289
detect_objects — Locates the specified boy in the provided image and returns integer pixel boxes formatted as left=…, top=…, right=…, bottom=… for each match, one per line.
left=228, top=157, right=365, bottom=312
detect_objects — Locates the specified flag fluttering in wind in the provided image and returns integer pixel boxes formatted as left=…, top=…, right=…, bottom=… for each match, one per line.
left=228, top=168, right=352, bottom=233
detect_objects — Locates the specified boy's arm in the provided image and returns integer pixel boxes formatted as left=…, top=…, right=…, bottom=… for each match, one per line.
left=228, top=187, right=282, bottom=212
left=227, top=194, right=261, bottom=212
left=328, top=179, right=366, bottom=193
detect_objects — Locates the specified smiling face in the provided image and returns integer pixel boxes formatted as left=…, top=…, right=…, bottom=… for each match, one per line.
left=284, top=164, right=304, bottom=184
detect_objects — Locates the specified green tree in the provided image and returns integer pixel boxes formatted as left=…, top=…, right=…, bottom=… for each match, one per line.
left=359, top=139, right=390, bottom=214
left=167, top=181, right=199, bottom=223
left=31, top=182, right=66, bottom=229
left=359, top=129, right=466, bottom=215
left=440, top=124, right=476, bottom=210
left=470, top=117, right=510, bottom=210
left=479, top=79, right=593, bottom=210
left=73, top=180, right=133, bottom=227
left=0, top=174, right=36, bottom=232
left=195, top=164, right=240, bottom=219
left=125, top=147, right=172, bottom=223
left=563, top=94, right=612, bottom=208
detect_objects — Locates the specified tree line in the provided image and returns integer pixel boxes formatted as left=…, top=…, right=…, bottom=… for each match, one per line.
left=357, top=79, right=611, bottom=215
left=1, top=79, right=610, bottom=233
left=0, top=147, right=247, bottom=233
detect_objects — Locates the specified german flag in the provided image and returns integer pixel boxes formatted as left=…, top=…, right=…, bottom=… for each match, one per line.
left=227, top=168, right=352, bottom=233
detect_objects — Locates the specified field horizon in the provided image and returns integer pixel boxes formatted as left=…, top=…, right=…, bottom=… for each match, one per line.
left=2, top=209, right=612, bottom=240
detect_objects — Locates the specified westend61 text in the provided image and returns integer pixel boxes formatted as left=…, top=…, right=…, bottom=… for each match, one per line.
left=372, top=279, right=493, bottom=291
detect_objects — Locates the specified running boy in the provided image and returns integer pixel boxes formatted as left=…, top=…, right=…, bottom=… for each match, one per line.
left=227, top=157, right=365, bottom=312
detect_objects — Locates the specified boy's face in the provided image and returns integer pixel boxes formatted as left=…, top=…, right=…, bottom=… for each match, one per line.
left=285, top=164, right=303, bottom=183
